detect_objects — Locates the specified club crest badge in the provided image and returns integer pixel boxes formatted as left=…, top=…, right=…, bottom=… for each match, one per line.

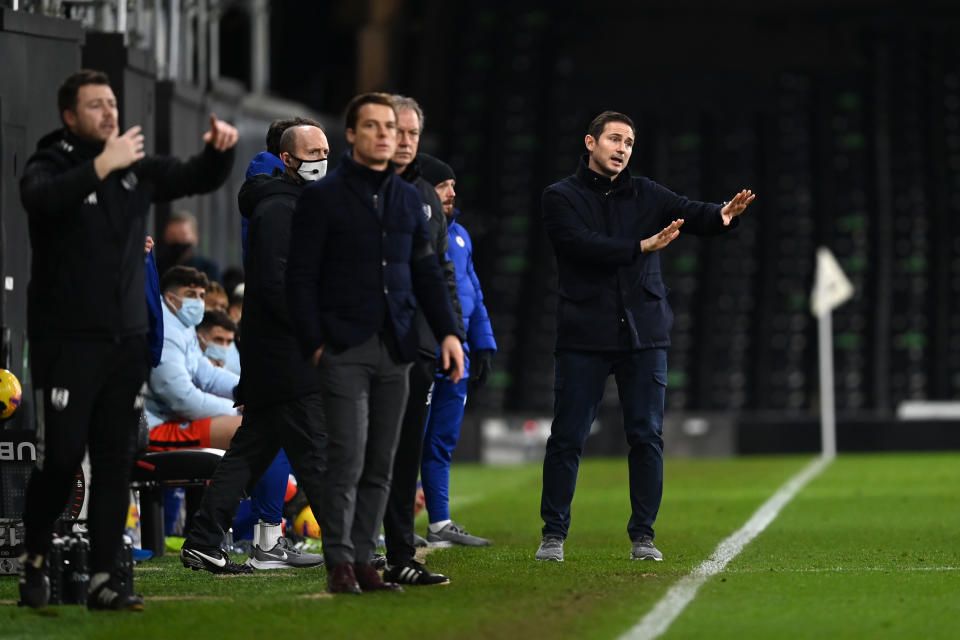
left=121, top=171, right=139, bottom=191
left=456, top=235, right=466, bottom=248
left=50, top=388, right=70, bottom=411
left=422, top=204, right=432, bottom=220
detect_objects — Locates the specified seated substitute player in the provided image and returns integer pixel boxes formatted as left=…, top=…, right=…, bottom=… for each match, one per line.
left=197, top=310, right=237, bottom=370
left=145, top=266, right=242, bottom=450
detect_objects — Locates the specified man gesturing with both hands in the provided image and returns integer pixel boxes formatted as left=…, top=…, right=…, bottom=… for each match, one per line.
left=536, top=110, right=754, bottom=564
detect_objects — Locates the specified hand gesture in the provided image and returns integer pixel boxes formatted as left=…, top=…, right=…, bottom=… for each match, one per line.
left=720, top=189, right=756, bottom=226
left=203, top=113, right=239, bottom=152
left=144, top=234, right=154, bottom=255
left=640, top=219, right=684, bottom=253
left=440, top=335, right=465, bottom=384
left=94, top=125, right=144, bottom=179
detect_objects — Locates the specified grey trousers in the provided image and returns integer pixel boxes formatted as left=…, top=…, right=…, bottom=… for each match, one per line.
left=315, top=333, right=411, bottom=566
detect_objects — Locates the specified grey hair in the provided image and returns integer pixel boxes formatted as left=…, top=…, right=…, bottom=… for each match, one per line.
left=391, top=94, right=425, bottom=132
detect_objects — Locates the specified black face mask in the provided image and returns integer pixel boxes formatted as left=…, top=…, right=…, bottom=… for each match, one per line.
left=159, top=242, right=193, bottom=269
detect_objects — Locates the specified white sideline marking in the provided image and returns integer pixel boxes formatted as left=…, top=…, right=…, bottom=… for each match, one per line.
left=729, top=566, right=960, bottom=574
left=621, top=455, right=831, bottom=640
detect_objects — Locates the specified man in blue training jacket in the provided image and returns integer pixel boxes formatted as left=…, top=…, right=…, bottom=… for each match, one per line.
left=416, top=153, right=497, bottom=548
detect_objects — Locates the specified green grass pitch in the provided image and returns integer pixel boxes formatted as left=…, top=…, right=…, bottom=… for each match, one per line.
left=2, top=452, right=958, bottom=639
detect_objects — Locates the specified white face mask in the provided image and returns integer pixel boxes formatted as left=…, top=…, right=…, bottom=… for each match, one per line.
left=292, top=156, right=327, bottom=182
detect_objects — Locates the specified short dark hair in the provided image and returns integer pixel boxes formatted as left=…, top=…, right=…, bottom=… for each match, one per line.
left=198, top=309, right=237, bottom=334
left=160, top=265, right=209, bottom=293
left=587, top=111, right=635, bottom=140
left=344, top=92, right=396, bottom=132
left=58, top=69, right=111, bottom=117
left=266, top=117, right=324, bottom=155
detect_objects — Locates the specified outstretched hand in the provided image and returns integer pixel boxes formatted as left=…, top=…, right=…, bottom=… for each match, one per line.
left=640, top=219, right=684, bottom=253
left=203, top=113, right=239, bottom=152
left=721, top=189, right=756, bottom=226
left=94, top=125, right=144, bottom=179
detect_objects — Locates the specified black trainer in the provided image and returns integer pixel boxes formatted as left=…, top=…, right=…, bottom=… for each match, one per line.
left=18, top=554, right=50, bottom=608
left=181, top=543, right=254, bottom=574
left=87, top=578, right=145, bottom=611
left=383, top=559, right=450, bottom=586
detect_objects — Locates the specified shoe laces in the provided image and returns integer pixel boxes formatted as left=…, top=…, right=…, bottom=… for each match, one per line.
left=276, top=537, right=297, bottom=551
left=542, top=535, right=563, bottom=549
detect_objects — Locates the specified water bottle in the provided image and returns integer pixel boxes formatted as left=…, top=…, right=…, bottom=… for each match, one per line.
left=64, top=536, right=90, bottom=605
left=47, top=537, right=65, bottom=605
left=115, top=535, right=135, bottom=598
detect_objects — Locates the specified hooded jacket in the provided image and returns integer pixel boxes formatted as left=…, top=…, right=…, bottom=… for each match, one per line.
left=286, top=151, right=463, bottom=362
left=236, top=172, right=321, bottom=409
left=240, top=152, right=285, bottom=265
left=542, top=155, right=738, bottom=351
left=20, top=128, right=234, bottom=340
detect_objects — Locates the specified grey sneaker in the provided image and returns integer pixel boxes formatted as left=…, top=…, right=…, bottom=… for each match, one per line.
left=535, top=535, right=564, bottom=562
left=246, top=537, right=325, bottom=570
left=631, top=535, right=663, bottom=561
left=426, top=521, right=491, bottom=547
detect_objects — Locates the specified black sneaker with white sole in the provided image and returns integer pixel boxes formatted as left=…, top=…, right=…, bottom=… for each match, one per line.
left=181, top=543, right=254, bottom=574
left=246, top=537, right=324, bottom=570
left=383, top=560, right=450, bottom=586
left=87, top=578, right=145, bottom=611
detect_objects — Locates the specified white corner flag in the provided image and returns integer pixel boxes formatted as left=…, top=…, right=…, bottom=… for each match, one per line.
left=811, top=247, right=854, bottom=317
left=810, top=247, right=854, bottom=459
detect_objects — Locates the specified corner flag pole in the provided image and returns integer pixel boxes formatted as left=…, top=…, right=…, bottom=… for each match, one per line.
left=811, top=247, right=854, bottom=460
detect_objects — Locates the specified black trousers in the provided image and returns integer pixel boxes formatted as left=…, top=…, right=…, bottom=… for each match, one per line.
left=185, top=392, right=326, bottom=550
left=382, top=356, right=434, bottom=566
left=23, top=336, right=148, bottom=574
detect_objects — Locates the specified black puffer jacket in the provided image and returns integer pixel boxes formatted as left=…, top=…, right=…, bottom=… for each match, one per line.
left=20, top=128, right=234, bottom=340
left=237, top=172, right=321, bottom=409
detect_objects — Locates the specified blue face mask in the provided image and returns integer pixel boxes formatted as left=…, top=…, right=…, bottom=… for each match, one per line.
left=204, top=342, right=231, bottom=364
left=173, top=296, right=205, bottom=327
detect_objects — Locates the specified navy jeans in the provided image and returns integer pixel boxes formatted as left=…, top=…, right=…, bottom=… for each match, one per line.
left=540, top=348, right=667, bottom=542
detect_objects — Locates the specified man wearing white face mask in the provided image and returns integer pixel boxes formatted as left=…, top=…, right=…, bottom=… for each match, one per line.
left=180, top=122, right=331, bottom=574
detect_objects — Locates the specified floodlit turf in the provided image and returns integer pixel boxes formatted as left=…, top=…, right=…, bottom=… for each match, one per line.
left=1, top=453, right=958, bottom=639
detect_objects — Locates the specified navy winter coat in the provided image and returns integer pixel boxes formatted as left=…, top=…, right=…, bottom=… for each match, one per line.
left=286, top=151, right=463, bottom=362
left=542, top=155, right=738, bottom=351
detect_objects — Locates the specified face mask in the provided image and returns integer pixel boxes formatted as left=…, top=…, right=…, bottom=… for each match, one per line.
left=291, top=156, right=327, bottom=182
left=172, top=295, right=205, bottom=327
left=204, top=342, right=231, bottom=363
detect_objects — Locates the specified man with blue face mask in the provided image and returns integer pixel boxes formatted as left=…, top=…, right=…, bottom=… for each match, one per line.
left=145, top=267, right=243, bottom=454
left=196, top=311, right=237, bottom=369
